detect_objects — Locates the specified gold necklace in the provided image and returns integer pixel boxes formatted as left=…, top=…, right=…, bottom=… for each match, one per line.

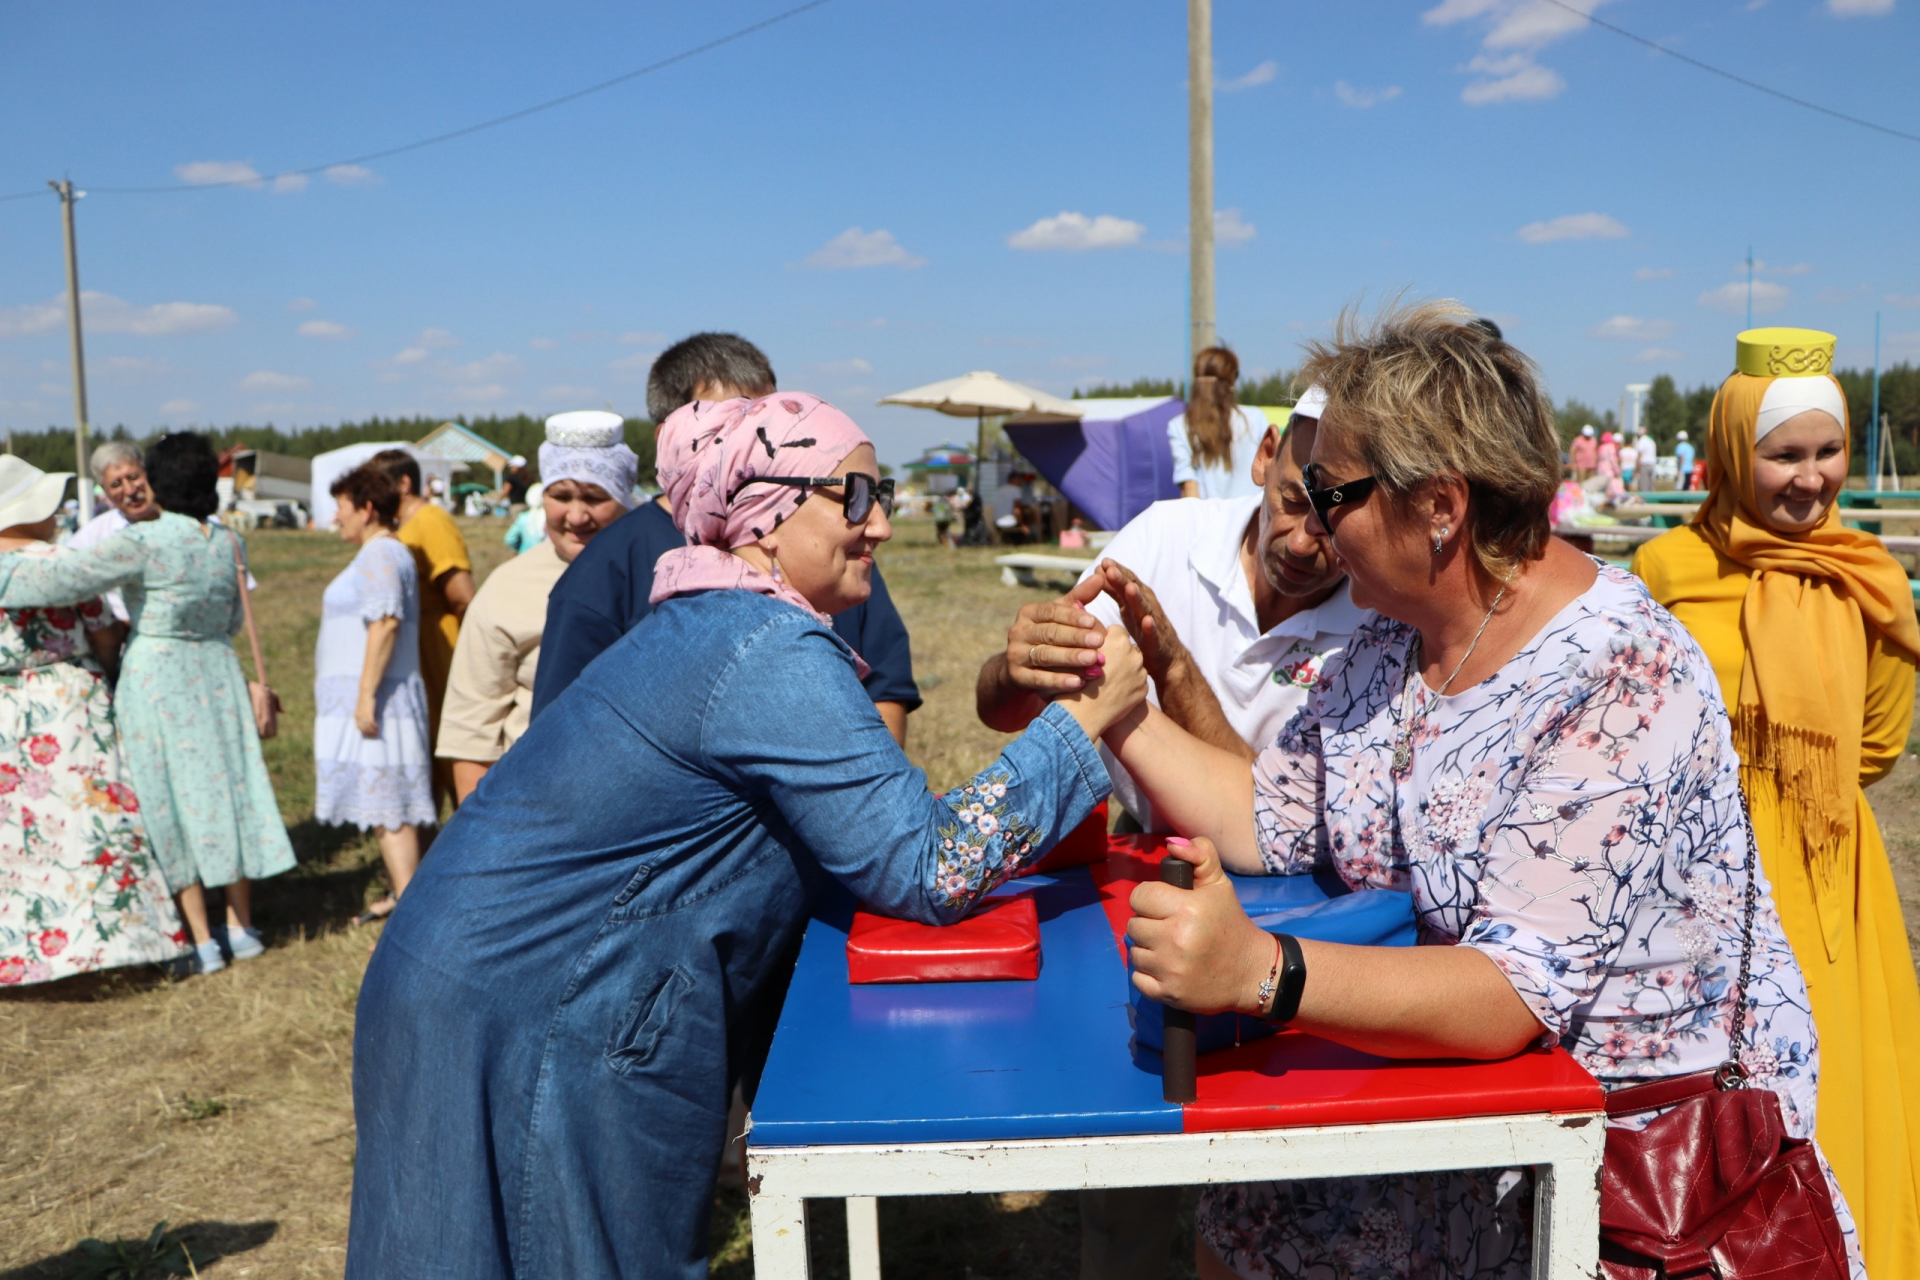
left=1393, top=586, right=1507, bottom=775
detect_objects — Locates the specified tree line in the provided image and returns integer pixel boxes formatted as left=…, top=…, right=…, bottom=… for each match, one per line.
left=2, top=414, right=660, bottom=487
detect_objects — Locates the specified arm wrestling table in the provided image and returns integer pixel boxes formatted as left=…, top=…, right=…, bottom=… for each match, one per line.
left=747, top=842, right=1606, bottom=1279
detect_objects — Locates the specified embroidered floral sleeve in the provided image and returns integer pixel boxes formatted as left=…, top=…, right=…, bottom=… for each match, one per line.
left=928, top=769, right=1051, bottom=911
left=355, top=541, right=411, bottom=623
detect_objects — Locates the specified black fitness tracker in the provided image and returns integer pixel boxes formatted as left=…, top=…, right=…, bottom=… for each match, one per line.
left=1262, top=932, right=1307, bottom=1025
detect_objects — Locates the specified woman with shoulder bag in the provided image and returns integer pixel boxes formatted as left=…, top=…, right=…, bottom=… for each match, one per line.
left=0, top=433, right=293, bottom=975
left=1101, top=304, right=1859, bottom=1279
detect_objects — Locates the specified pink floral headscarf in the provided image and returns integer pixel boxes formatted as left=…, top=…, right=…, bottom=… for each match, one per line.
left=651, top=394, right=872, bottom=665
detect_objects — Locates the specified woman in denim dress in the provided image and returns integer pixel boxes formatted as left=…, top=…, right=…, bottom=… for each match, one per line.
left=348, top=394, right=1147, bottom=1279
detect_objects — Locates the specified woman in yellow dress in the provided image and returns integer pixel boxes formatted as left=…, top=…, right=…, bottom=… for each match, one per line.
left=1635, top=326, right=1920, bottom=1275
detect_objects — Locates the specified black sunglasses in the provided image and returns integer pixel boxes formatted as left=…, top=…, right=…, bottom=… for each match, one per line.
left=731, top=471, right=895, bottom=522
left=1301, top=462, right=1378, bottom=530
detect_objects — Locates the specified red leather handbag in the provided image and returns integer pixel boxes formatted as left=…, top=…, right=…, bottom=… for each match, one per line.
left=1597, top=807, right=1848, bottom=1279
left=845, top=893, right=1041, bottom=983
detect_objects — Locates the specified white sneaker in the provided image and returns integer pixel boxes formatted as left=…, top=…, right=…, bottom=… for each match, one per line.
left=220, top=925, right=265, bottom=961
left=194, top=939, right=227, bottom=974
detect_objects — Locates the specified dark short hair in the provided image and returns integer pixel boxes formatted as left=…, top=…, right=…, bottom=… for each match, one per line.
left=144, top=432, right=221, bottom=520
left=330, top=462, right=402, bottom=528
left=646, top=333, right=775, bottom=423
left=367, top=448, right=422, bottom=495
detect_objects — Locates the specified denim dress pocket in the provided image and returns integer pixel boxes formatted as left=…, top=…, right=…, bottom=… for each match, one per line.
left=606, top=966, right=695, bottom=1077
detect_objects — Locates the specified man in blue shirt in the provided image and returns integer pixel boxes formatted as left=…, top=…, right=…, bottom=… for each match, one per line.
left=530, top=333, right=920, bottom=743
left=1674, top=430, right=1696, bottom=489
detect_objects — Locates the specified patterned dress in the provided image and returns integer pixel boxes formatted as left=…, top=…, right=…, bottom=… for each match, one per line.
left=0, top=514, right=294, bottom=891
left=313, top=535, right=434, bottom=830
left=1201, top=564, right=1860, bottom=1279
left=0, top=544, right=186, bottom=984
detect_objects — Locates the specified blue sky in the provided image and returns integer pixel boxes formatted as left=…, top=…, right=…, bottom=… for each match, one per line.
left=3, top=0, right=1917, bottom=463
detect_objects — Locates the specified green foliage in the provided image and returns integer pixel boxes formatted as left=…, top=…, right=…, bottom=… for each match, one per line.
left=1072, top=377, right=1180, bottom=400
left=66, top=1220, right=202, bottom=1279
left=1640, top=375, right=1716, bottom=450
left=177, top=1094, right=228, bottom=1121
left=1621, top=364, right=1920, bottom=475
left=1070, top=369, right=1299, bottom=405
left=2, top=415, right=661, bottom=486
left=1554, top=399, right=1617, bottom=445
left=1237, top=370, right=1300, bottom=406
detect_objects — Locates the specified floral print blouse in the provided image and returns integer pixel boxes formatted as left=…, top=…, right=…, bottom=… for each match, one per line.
left=1252, top=564, right=1821, bottom=1135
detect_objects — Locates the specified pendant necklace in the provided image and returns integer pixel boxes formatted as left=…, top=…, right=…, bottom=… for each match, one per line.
left=1393, top=585, right=1508, bottom=776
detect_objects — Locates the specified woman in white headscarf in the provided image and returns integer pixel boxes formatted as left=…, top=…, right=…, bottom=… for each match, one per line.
left=437, top=412, right=635, bottom=803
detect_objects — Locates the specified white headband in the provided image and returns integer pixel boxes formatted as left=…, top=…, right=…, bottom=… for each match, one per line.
left=1289, top=384, right=1328, bottom=424
left=1754, top=375, right=1846, bottom=443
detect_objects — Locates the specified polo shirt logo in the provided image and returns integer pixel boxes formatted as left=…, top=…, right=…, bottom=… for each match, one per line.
left=1273, top=647, right=1327, bottom=689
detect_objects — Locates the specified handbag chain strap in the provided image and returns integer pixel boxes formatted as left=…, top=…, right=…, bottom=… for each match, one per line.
left=1717, top=787, right=1761, bottom=1091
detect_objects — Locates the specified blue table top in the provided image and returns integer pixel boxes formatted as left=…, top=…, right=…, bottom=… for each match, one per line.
left=750, top=868, right=1184, bottom=1147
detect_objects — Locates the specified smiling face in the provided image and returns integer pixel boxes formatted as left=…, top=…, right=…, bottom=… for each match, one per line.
left=100, top=461, right=159, bottom=522
left=543, top=478, right=627, bottom=563
left=760, top=443, right=892, bottom=615
left=1751, top=409, right=1846, bottom=534
left=1250, top=419, right=1344, bottom=599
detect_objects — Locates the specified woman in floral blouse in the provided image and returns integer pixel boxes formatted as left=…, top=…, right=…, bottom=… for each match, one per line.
left=1103, top=303, right=1855, bottom=1279
left=0, top=457, right=185, bottom=985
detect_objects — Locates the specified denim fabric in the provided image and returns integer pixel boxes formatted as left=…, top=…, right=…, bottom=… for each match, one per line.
left=348, top=589, right=1107, bottom=1279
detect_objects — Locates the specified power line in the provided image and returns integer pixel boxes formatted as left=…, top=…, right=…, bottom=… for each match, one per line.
left=1541, top=0, right=1920, bottom=145
left=1, top=0, right=832, bottom=203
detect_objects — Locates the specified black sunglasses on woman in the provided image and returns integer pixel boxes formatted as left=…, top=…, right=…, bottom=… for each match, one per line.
left=1300, top=462, right=1377, bottom=532
left=730, top=472, right=896, bottom=523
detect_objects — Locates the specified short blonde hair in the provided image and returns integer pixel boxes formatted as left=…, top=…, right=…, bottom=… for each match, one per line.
left=1298, top=299, right=1561, bottom=582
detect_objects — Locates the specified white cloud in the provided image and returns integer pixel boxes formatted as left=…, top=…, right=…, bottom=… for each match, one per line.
left=1517, top=212, right=1629, bottom=244
left=619, top=330, right=667, bottom=345
left=1634, top=267, right=1675, bottom=280
left=273, top=173, right=308, bottom=194
left=1220, top=60, right=1279, bottom=92
left=324, top=164, right=382, bottom=186
left=298, top=319, right=355, bottom=339
left=391, top=347, right=429, bottom=365
left=801, top=227, right=927, bottom=269
left=175, top=160, right=263, bottom=187
left=1829, top=0, right=1893, bottom=14
left=1335, top=80, right=1403, bottom=108
left=1589, top=316, right=1676, bottom=341
left=1214, top=208, right=1256, bottom=246
left=1886, top=294, right=1920, bottom=308
left=1008, top=212, right=1146, bottom=252
left=159, top=399, right=198, bottom=416
left=419, top=327, right=459, bottom=349
left=1697, top=280, right=1790, bottom=314
left=1462, top=53, right=1565, bottom=102
left=529, top=337, right=561, bottom=349
left=0, top=298, right=64, bottom=338
left=814, top=358, right=873, bottom=377
left=287, top=296, right=318, bottom=311
left=837, top=317, right=893, bottom=330
left=1426, top=0, right=1605, bottom=104
left=83, top=291, right=237, bottom=336
left=241, top=370, right=309, bottom=390
left=608, top=350, right=656, bottom=371
left=446, top=353, right=520, bottom=383
left=1637, top=348, right=1684, bottom=362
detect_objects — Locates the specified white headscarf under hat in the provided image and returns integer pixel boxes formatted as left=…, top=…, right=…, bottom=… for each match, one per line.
left=538, top=410, right=637, bottom=509
left=1753, top=375, right=1847, bottom=443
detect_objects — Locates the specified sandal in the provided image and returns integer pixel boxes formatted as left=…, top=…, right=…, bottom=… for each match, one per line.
left=353, top=896, right=398, bottom=926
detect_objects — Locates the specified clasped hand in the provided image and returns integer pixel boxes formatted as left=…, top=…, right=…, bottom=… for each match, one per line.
left=1001, top=560, right=1182, bottom=698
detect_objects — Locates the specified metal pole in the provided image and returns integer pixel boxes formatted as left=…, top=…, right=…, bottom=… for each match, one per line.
left=1187, top=0, right=1216, bottom=362
left=1871, top=311, right=1883, bottom=492
left=49, top=180, right=92, bottom=526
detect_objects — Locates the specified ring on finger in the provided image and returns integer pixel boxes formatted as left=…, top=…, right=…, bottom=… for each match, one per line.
left=1028, top=645, right=1039, bottom=668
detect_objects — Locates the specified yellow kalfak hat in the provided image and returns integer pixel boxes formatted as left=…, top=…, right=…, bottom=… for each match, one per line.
left=1735, top=327, right=1836, bottom=378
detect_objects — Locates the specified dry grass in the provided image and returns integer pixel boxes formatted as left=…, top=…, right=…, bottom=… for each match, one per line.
left=2, top=514, right=1914, bottom=1279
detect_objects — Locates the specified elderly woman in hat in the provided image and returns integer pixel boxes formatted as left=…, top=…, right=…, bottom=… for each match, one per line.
left=1635, top=328, right=1920, bottom=1277
left=347, top=392, right=1147, bottom=1279
left=0, top=435, right=293, bottom=976
left=437, top=411, right=635, bottom=803
left=0, top=457, right=186, bottom=985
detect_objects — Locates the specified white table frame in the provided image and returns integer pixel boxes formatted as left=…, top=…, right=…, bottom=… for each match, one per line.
left=748, top=1108, right=1607, bottom=1280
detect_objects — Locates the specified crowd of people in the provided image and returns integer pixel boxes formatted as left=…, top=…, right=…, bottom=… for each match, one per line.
left=2, top=307, right=1915, bottom=1278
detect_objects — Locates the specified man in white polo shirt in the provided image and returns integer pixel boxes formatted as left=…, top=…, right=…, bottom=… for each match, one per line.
left=975, top=389, right=1362, bottom=1280
left=978, top=387, right=1361, bottom=829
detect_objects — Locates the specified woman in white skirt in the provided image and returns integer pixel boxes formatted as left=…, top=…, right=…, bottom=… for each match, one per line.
left=316, top=463, right=434, bottom=922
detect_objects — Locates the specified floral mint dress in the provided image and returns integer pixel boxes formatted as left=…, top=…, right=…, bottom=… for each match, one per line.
left=1201, top=564, right=1861, bottom=1279
left=0, top=543, right=186, bottom=985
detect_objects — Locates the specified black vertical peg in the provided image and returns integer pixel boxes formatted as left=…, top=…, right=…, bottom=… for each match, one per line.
left=1158, top=855, right=1197, bottom=1103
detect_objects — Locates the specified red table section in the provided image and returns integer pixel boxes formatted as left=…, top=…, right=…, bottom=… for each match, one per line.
left=1091, top=836, right=1604, bottom=1133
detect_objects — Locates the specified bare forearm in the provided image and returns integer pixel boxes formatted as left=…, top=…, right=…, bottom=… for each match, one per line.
left=1155, top=653, right=1255, bottom=761
left=1288, top=940, right=1543, bottom=1060
left=360, top=620, right=400, bottom=697
left=451, top=759, right=489, bottom=804
left=1104, top=705, right=1259, bottom=866
left=975, top=653, right=1046, bottom=731
left=875, top=700, right=908, bottom=748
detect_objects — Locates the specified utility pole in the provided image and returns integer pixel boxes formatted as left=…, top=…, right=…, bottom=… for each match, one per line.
left=49, top=180, right=91, bottom=526
left=1872, top=310, right=1883, bottom=491
left=1187, top=0, right=1215, bottom=369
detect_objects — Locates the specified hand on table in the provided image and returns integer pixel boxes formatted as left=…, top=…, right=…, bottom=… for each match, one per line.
left=1127, top=836, right=1274, bottom=1016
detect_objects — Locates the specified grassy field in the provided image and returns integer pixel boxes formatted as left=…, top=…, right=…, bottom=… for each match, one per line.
left=2, top=515, right=1918, bottom=1278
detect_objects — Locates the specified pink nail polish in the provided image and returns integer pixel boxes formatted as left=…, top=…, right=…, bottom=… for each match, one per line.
left=1166, top=837, right=1190, bottom=847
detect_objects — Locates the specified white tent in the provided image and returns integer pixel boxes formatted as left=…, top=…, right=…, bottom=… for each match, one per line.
left=309, top=442, right=459, bottom=529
